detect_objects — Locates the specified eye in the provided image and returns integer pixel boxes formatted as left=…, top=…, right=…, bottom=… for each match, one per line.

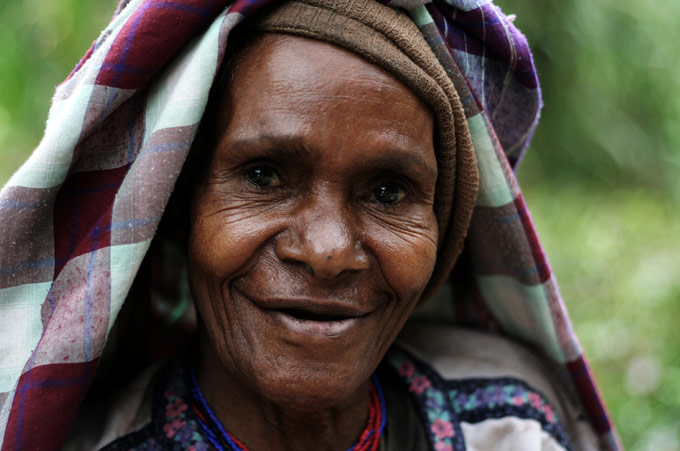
left=373, top=183, right=405, bottom=205
left=245, top=165, right=280, bottom=188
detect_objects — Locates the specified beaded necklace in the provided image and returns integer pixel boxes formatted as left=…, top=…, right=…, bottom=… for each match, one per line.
left=188, top=367, right=387, bottom=451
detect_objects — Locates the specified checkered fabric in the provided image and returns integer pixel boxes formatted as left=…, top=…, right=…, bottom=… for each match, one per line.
left=0, top=0, right=620, bottom=449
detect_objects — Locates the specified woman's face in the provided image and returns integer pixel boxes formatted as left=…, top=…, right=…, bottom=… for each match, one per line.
left=189, top=33, right=437, bottom=409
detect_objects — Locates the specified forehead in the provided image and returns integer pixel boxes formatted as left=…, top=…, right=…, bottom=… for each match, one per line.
left=231, top=32, right=405, bottom=90
left=225, top=33, right=431, bottom=114
left=209, top=33, right=435, bottom=174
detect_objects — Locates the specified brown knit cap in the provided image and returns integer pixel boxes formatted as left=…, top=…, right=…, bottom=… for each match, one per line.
left=248, top=0, right=479, bottom=301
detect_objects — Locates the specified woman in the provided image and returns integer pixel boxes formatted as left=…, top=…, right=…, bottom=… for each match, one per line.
left=0, top=0, right=620, bottom=450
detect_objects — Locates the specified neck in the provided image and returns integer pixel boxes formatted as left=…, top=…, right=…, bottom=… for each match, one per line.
left=195, top=339, right=372, bottom=451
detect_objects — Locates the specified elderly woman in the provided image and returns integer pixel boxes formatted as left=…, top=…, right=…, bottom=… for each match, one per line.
left=0, top=0, right=620, bottom=450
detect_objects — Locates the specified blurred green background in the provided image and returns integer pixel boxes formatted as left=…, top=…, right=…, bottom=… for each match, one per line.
left=0, top=0, right=678, bottom=448
left=494, top=1, right=680, bottom=449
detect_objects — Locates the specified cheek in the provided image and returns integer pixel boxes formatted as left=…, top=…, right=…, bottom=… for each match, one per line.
left=188, top=191, right=283, bottom=283
left=187, top=192, right=287, bottom=359
left=366, top=212, right=438, bottom=306
left=189, top=218, right=253, bottom=281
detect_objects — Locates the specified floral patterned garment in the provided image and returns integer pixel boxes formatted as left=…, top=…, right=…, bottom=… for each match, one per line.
left=100, top=346, right=572, bottom=451
left=387, top=347, right=573, bottom=451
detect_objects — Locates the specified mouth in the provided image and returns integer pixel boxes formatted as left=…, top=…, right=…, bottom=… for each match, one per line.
left=235, top=288, right=373, bottom=337
left=269, top=309, right=361, bottom=337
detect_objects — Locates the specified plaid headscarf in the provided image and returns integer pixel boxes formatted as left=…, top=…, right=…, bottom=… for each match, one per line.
left=0, top=0, right=620, bottom=449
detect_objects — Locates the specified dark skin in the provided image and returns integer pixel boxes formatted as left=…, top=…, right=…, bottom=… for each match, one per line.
left=188, top=34, right=438, bottom=450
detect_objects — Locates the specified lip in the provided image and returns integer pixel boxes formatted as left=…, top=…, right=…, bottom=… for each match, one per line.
left=251, top=297, right=371, bottom=318
left=269, top=311, right=360, bottom=337
left=234, top=287, right=374, bottom=337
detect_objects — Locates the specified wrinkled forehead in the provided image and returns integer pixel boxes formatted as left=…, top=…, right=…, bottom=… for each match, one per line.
left=215, top=32, right=434, bottom=137
left=232, top=33, right=413, bottom=95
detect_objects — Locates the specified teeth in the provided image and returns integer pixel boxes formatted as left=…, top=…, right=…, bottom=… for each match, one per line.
left=281, top=308, right=347, bottom=322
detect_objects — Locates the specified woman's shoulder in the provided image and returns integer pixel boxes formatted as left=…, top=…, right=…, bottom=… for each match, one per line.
left=390, top=320, right=600, bottom=451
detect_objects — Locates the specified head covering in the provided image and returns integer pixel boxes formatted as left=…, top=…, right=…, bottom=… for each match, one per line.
left=0, top=0, right=620, bottom=450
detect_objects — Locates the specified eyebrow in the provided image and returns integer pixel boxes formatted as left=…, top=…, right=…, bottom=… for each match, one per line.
left=222, top=135, right=437, bottom=181
left=364, top=150, right=438, bottom=181
left=222, top=135, right=316, bottom=160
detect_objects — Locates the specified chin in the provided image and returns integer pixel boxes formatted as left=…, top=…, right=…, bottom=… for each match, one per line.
left=247, top=356, right=373, bottom=411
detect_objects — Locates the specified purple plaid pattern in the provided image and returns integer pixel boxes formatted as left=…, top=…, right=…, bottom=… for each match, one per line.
left=96, top=0, right=232, bottom=89
left=425, top=0, right=542, bottom=164
left=0, top=0, right=620, bottom=449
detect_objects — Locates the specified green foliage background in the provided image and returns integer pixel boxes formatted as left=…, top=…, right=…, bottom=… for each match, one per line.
left=493, top=1, right=680, bottom=448
left=0, top=1, right=678, bottom=448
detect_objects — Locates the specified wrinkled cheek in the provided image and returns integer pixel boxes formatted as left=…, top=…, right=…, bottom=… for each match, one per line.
left=403, top=245, right=437, bottom=301
left=385, top=221, right=438, bottom=301
left=408, top=241, right=439, bottom=302
left=187, top=219, right=240, bottom=338
left=377, top=235, right=437, bottom=320
left=189, top=220, right=236, bottom=277
left=188, top=212, right=268, bottom=281
left=373, top=237, right=437, bottom=357
left=187, top=241, right=227, bottom=324
left=186, top=209, right=281, bottom=336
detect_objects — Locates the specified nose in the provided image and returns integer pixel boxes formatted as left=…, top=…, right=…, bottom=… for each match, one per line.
left=275, top=196, right=370, bottom=279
